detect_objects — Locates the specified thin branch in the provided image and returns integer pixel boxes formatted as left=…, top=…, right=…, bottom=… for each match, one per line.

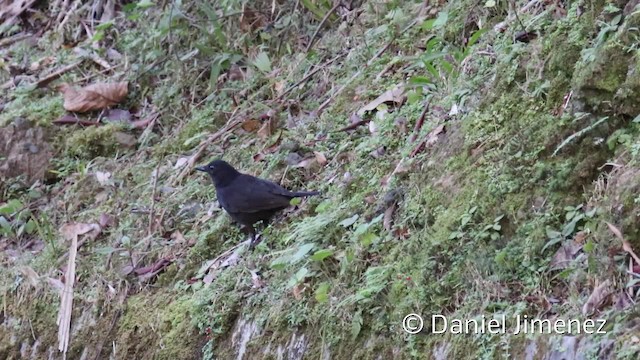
left=305, top=2, right=340, bottom=53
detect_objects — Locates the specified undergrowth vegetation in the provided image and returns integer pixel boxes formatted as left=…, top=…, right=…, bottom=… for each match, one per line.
left=2, top=0, right=640, bottom=359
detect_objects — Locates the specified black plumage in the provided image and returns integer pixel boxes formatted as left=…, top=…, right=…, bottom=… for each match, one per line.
left=196, top=159, right=319, bottom=246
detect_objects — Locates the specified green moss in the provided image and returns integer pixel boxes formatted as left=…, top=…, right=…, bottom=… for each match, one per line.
left=63, top=124, right=127, bottom=158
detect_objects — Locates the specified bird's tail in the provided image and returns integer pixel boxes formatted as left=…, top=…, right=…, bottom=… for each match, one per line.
left=289, top=190, right=320, bottom=197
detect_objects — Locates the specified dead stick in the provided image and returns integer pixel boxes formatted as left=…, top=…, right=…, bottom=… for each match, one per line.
left=305, top=2, right=340, bottom=53
left=0, top=33, right=32, bottom=47
left=148, top=164, right=160, bottom=236
left=409, top=102, right=430, bottom=143
left=36, top=60, right=84, bottom=88
left=335, top=118, right=371, bottom=132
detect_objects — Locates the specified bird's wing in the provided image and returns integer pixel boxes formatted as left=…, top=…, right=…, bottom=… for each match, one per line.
left=218, top=176, right=294, bottom=213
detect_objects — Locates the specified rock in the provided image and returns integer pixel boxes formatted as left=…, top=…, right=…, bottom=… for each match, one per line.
left=0, top=121, right=54, bottom=185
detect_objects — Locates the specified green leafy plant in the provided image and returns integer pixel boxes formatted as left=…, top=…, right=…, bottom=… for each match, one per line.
left=0, top=199, right=37, bottom=238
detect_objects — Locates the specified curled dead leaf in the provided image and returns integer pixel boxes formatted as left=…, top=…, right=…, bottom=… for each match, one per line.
left=607, top=222, right=640, bottom=266
left=58, top=81, right=128, bottom=113
left=357, top=84, right=405, bottom=116
left=314, top=151, right=327, bottom=166
left=549, top=241, right=582, bottom=269
left=257, top=117, right=278, bottom=140
left=582, top=279, right=612, bottom=316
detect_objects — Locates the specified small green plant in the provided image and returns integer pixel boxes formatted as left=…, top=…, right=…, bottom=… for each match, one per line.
left=0, top=199, right=37, bottom=238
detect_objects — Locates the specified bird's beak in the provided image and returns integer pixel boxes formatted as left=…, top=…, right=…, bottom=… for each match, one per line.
left=195, top=166, right=207, bottom=172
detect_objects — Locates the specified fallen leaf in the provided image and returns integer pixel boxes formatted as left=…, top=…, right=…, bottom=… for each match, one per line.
left=357, top=84, right=406, bottom=116
left=135, top=258, right=172, bottom=281
left=582, top=279, right=612, bottom=315
left=59, top=223, right=101, bottom=242
left=393, top=227, right=410, bottom=239
left=241, top=119, right=261, bottom=132
left=549, top=241, right=583, bottom=269
left=314, top=151, right=327, bottom=166
left=274, top=81, right=286, bottom=95
left=253, top=153, right=265, bottom=162
left=58, top=82, right=128, bottom=113
left=607, top=222, right=640, bottom=265
left=294, top=157, right=317, bottom=169
left=292, top=283, right=304, bottom=300
left=257, top=117, right=278, bottom=140
left=263, top=130, right=283, bottom=153
left=574, top=231, right=587, bottom=244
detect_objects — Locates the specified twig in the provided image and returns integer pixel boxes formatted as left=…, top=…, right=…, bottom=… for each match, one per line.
left=335, top=118, right=370, bottom=132
left=36, top=60, right=84, bottom=88
left=74, top=63, right=123, bottom=84
left=0, top=33, right=32, bottom=47
left=148, top=164, right=160, bottom=236
left=275, top=52, right=345, bottom=101
left=409, top=102, right=430, bottom=143
left=305, top=2, right=340, bottom=53
left=172, top=108, right=243, bottom=185
left=511, top=0, right=527, bottom=33
left=317, top=42, right=392, bottom=113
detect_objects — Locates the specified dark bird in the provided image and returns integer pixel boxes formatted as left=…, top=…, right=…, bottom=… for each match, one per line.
left=196, top=159, right=320, bottom=247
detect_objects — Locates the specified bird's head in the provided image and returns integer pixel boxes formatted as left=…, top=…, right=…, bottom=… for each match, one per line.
left=195, top=159, right=241, bottom=187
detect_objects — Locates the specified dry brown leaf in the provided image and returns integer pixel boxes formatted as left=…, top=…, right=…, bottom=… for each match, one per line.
left=426, top=124, right=446, bottom=146
left=292, top=283, right=305, bottom=300
left=241, top=119, right=261, bottom=132
left=574, top=230, right=587, bottom=244
left=263, top=130, right=282, bottom=153
left=58, top=81, right=128, bottom=113
left=257, top=117, right=278, bottom=140
left=606, top=222, right=623, bottom=240
left=357, top=84, right=405, bottom=116
left=59, top=223, right=101, bottom=242
left=253, top=152, right=265, bottom=162
left=294, top=157, right=317, bottom=169
left=607, top=222, right=640, bottom=265
left=314, top=151, right=327, bottom=166
left=274, top=81, right=286, bottom=95
left=549, top=241, right=582, bottom=269
left=582, top=279, right=612, bottom=315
